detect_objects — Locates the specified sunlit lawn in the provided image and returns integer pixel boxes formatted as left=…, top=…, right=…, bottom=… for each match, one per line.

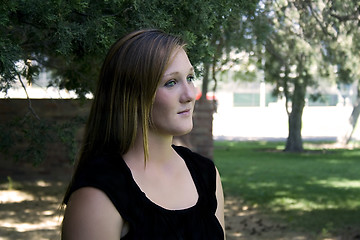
left=214, top=140, right=360, bottom=235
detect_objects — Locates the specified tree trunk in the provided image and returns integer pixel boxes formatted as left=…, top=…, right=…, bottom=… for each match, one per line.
left=285, top=80, right=306, bottom=152
left=201, top=63, right=210, bottom=101
left=339, top=84, right=360, bottom=144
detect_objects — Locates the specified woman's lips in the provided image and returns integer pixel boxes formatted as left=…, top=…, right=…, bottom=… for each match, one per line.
left=177, top=109, right=191, bottom=115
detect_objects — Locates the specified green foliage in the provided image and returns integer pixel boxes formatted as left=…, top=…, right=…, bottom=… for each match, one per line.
left=0, top=115, right=86, bottom=166
left=215, top=140, right=360, bottom=235
left=0, top=121, right=13, bottom=155
left=0, top=0, right=259, bottom=165
left=55, top=116, right=85, bottom=163
left=0, top=0, right=259, bottom=97
left=18, top=115, right=51, bottom=165
left=6, top=176, right=13, bottom=190
left=235, top=0, right=360, bottom=151
left=244, top=0, right=360, bottom=101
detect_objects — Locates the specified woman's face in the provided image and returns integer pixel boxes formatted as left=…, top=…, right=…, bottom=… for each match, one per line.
left=151, top=48, right=196, bottom=136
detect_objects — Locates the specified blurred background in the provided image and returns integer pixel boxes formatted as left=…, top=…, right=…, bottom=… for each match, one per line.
left=1, top=0, right=360, bottom=239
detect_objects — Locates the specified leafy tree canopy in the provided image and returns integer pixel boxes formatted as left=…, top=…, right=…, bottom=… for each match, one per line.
left=237, top=0, right=360, bottom=151
left=0, top=0, right=258, bottom=98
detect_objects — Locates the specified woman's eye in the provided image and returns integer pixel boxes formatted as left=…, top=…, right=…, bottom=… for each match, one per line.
left=164, top=80, right=176, bottom=87
left=187, top=75, right=195, bottom=82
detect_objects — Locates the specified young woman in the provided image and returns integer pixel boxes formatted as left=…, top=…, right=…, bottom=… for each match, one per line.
left=61, top=29, right=225, bottom=239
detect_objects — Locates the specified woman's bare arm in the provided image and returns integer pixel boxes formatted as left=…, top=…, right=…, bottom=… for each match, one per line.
left=62, top=187, right=123, bottom=240
left=215, top=167, right=226, bottom=239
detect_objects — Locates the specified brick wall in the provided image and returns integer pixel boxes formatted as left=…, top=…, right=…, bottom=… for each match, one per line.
left=0, top=99, right=214, bottom=176
left=0, top=99, right=91, bottom=177
left=174, top=98, right=216, bottom=159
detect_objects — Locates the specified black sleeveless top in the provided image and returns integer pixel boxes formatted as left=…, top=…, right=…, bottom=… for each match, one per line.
left=64, top=145, right=224, bottom=239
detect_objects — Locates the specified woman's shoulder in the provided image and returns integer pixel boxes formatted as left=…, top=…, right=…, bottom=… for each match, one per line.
left=172, top=145, right=215, bottom=169
left=172, top=145, right=217, bottom=189
left=74, top=154, right=126, bottom=184
left=64, top=154, right=130, bottom=206
left=62, top=187, right=123, bottom=239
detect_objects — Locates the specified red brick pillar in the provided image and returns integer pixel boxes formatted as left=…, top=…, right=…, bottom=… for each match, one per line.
left=173, top=99, right=215, bottom=159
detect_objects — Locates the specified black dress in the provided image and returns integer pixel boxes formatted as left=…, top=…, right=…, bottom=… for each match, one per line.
left=64, top=145, right=224, bottom=239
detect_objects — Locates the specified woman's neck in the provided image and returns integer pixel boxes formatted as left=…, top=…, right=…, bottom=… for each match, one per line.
left=123, top=129, right=175, bottom=167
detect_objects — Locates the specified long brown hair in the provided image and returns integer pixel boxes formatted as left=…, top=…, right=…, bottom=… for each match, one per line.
left=63, top=29, right=184, bottom=203
left=84, top=29, right=183, bottom=159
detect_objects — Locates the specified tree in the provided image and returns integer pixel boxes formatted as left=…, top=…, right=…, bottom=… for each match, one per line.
left=198, top=0, right=258, bottom=101
left=1, top=0, right=261, bottom=97
left=250, top=0, right=342, bottom=152
left=0, top=0, right=259, bottom=163
left=303, top=0, right=360, bottom=144
left=0, top=0, right=217, bottom=97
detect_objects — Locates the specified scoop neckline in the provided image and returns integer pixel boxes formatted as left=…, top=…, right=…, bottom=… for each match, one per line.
left=120, top=145, right=200, bottom=213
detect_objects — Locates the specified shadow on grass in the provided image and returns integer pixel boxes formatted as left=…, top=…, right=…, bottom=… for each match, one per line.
left=215, top=140, right=360, bottom=237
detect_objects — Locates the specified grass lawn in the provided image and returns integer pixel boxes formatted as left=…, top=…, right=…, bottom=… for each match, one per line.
left=214, top=140, right=360, bottom=236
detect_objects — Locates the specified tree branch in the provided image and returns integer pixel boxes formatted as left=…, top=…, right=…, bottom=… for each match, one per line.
left=329, top=11, right=359, bottom=22
left=15, top=69, right=40, bottom=120
left=328, top=0, right=360, bottom=22
left=283, top=65, right=291, bottom=116
left=303, top=2, right=338, bottom=40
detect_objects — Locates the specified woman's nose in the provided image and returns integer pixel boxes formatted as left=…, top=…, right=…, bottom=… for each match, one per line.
left=180, top=82, right=196, bottom=103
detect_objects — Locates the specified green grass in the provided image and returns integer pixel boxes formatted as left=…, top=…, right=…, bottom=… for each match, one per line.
left=214, top=140, right=360, bottom=235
